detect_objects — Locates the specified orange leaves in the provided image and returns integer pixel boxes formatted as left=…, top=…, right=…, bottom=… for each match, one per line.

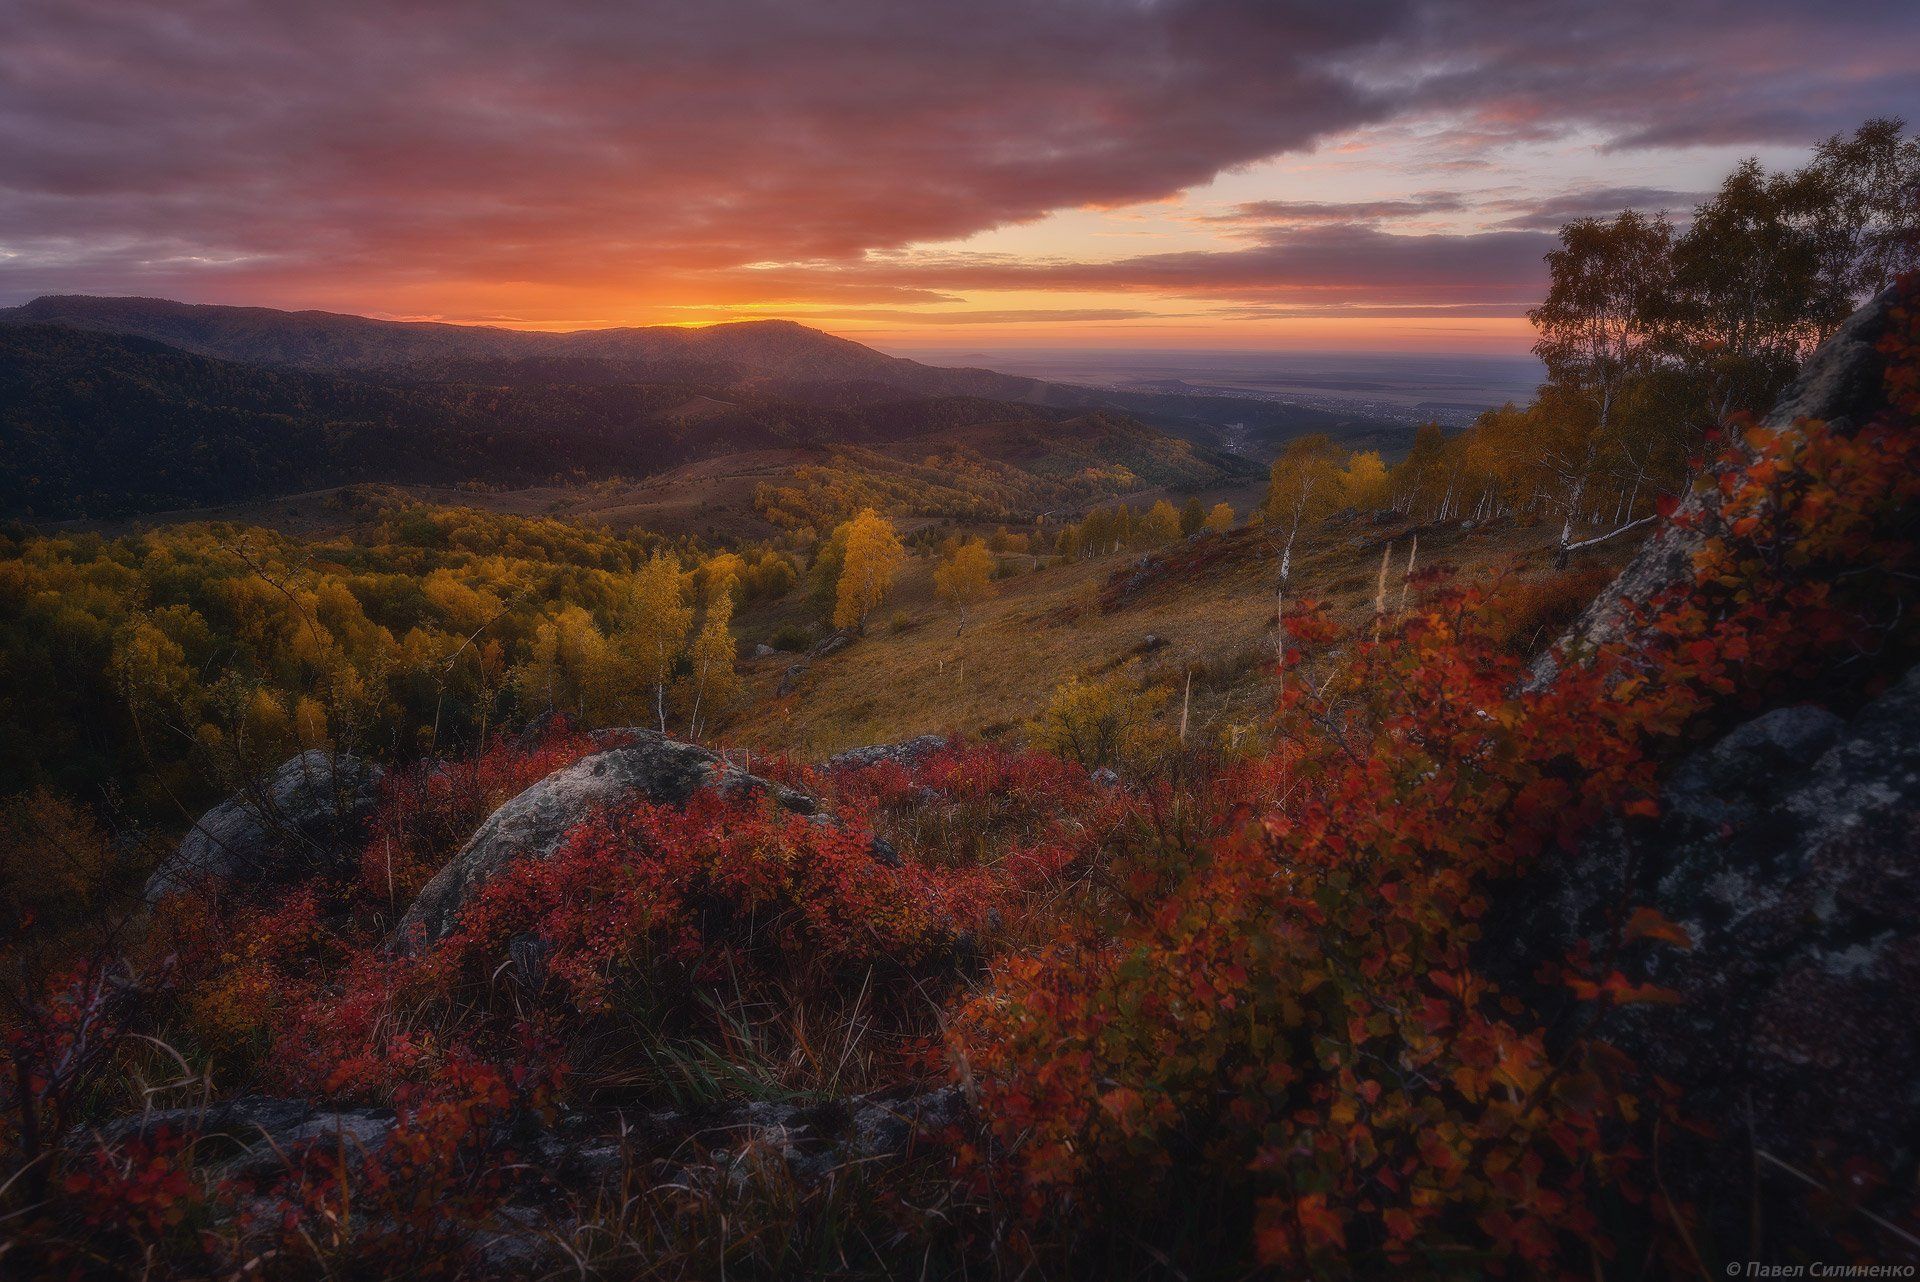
left=1567, top=971, right=1685, bottom=1006
left=1623, top=906, right=1694, bottom=951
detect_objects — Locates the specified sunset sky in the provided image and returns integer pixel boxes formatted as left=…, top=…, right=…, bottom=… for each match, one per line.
left=4, top=0, right=1916, bottom=353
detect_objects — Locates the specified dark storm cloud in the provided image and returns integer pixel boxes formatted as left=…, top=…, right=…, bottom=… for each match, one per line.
left=0, top=0, right=1913, bottom=310
left=1382, top=0, right=1920, bottom=151
left=0, top=0, right=1407, bottom=301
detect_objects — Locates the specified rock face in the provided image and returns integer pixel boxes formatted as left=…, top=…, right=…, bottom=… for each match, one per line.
left=388, top=732, right=819, bottom=952
left=84, top=1096, right=396, bottom=1181
left=1492, top=667, right=1920, bottom=1248
left=79, top=1084, right=963, bottom=1270
left=1531, top=286, right=1897, bottom=687
left=145, top=750, right=384, bottom=899
left=822, top=734, right=949, bottom=773
left=1491, top=289, right=1920, bottom=1252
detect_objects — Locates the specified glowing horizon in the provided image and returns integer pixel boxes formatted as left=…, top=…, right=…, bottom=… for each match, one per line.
left=4, top=1, right=1915, bottom=353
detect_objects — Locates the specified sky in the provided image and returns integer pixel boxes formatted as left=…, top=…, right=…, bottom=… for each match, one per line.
left=2, top=0, right=1916, bottom=353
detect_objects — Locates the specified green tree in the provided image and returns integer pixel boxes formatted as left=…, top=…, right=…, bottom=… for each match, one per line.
left=1179, top=496, right=1205, bottom=537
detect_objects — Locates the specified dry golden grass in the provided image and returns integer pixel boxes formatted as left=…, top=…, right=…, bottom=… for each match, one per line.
left=729, top=512, right=1640, bottom=758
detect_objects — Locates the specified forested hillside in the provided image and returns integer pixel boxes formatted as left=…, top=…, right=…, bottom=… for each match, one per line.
left=0, top=326, right=1242, bottom=520
left=0, top=298, right=1058, bottom=400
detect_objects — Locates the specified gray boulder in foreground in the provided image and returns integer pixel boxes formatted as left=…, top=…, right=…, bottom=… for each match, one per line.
left=1488, top=665, right=1920, bottom=1251
left=388, top=731, right=819, bottom=953
left=145, top=750, right=384, bottom=900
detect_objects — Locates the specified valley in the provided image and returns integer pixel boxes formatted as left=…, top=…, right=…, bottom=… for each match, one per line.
left=905, top=347, right=1548, bottom=428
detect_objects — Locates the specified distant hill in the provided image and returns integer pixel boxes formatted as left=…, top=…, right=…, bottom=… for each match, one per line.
left=0, top=324, right=1250, bottom=520
left=0, top=295, right=1404, bottom=456
left=0, top=295, right=1069, bottom=403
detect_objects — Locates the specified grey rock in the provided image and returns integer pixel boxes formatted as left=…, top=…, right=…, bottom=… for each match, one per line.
left=470, top=1205, right=558, bottom=1274
left=86, top=1096, right=316, bottom=1149
left=823, top=734, right=949, bottom=773
left=867, top=835, right=902, bottom=869
left=388, top=732, right=820, bottom=952
left=697, top=1086, right=965, bottom=1183
left=1488, top=663, right=1920, bottom=1247
left=145, top=750, right=384, bottom=899
left=752, top=643, right=777, bottom=659
left=219, top=1110, right=396, bottom=1180
left=1663, top=704, right=1845, bottom=829
left=81, top=1096, right=395, bottom=1181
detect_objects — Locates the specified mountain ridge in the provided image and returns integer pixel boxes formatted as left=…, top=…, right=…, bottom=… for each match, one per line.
left=0, top=322, right=1247, bottom=520
left=0, top=294, right=1065, bottom=403
left=0, top=294, right=1409, bottom=458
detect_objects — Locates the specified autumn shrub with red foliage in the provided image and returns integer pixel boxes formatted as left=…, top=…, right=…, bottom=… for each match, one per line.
left=833, top=739, right=1122, bottom=878
left=355, top=719, right=599, bottom=911
left=241, top=1052, right=560, bottom=1275
left=173, top=736, right=1116, bottom=1121
left=4, top=279, right=1914, bottom=1281
left=951, top=279, right=1920, bottom=1276
left=436, top=792, right=993, bottom=1007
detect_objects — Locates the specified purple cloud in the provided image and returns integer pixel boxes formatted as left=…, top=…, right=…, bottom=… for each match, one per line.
left=0, top=0, right=1912, bottom=316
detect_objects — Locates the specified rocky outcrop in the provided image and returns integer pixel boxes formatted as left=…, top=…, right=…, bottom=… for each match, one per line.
left=144, top=750, right=384, bottom=900
left=82, top=1096, right=396, bottom=1180
left=822, top=734, right=949, bottom=773
left=388, top=732, right=819, bottom=952
left=78, top=1084, right=964, bottom=1270
left=1489, top=287, right=1920, bottom=1254
left=1492, top=665, right=1920, bottom=1249
left=1531, top=286, right=1898, bottom=688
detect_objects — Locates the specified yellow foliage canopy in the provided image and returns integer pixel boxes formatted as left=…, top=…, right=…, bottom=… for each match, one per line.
left=833, top=509, right=907, bottom=632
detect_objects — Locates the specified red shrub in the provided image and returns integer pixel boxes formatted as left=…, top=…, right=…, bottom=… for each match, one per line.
left=436, top=791, right=997, bottom=1012
left=952, top=308, right=1920, bottom=1274
left=355, top=721, right=598, bottom=910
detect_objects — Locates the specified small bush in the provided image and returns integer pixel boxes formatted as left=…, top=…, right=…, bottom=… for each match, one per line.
left=767, top=623, right=814, bottom=652
left=1027, top=675, right=1169, bottom=773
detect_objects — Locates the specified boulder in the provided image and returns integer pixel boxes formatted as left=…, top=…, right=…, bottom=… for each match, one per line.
left=145, top=750, right=384, bottom=900
left=822, top=734, right=949, bottom=774
left=81, top=1096, right=396, bottom=1181
left=1487, top=664, right=1920, bottom=1250
left=388, top=732, right=819, bottom=952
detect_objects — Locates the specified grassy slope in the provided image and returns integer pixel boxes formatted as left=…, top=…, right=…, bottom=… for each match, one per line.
left=732, top=513, right=1640, bottom=758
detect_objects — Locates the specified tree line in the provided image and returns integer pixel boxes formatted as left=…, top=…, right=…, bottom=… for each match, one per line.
left=1273, top=119, right=1919, bottom=569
